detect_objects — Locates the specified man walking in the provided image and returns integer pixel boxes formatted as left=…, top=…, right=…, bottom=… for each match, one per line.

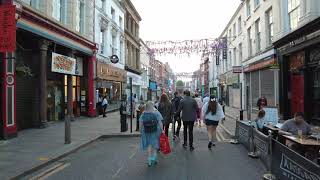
left=176, top=90, right=198, bottom=151
left=171, top=92, right=182, bottom=139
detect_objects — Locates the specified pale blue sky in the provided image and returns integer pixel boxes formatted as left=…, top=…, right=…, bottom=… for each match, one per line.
left=132, top=0, right=241, bottom=74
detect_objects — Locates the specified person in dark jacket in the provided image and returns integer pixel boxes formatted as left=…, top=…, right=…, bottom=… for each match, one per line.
left=158, top=94, right=173, bottom=137
left=171, top=92, right=182, bottom=139
left=176, top=90, right=198, bottom=151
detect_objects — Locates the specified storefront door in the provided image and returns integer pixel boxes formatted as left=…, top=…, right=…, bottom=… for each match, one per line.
left=290, top=74, right=304, bottom=116
left=311, top=69, right=320, bottom=122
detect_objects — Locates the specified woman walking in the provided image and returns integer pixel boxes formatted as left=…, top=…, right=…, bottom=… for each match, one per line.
left=202, top=95, right=225, bottom=150
left=158, top=94, right=173, bottom=137
left=139, top=101, right=163, bottom=166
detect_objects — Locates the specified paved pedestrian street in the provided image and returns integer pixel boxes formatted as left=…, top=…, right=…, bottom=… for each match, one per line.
left=24, top=128, right=265, bottom=180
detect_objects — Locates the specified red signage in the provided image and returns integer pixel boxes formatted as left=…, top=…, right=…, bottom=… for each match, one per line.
left=0, top=5, right=16, bottom=52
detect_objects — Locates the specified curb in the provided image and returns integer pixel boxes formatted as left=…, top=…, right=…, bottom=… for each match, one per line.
left=10, top=133, right=140, bottom=180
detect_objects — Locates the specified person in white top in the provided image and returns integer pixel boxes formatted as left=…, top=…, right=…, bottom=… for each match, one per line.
left=202, top=95, right=225, bottom=149
left=101, top=96, right=108, bottom=117
left=194, top=93, right=203, bottom=126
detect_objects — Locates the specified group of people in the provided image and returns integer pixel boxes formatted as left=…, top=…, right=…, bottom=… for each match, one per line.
left=138, top=90, right=225, bottom=166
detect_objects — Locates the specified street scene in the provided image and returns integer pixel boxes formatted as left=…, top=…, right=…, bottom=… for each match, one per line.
left=1, top=0, right=320, bottom=180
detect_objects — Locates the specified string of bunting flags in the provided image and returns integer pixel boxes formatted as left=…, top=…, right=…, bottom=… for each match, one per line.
left=146, top=37, right=228, bottom=56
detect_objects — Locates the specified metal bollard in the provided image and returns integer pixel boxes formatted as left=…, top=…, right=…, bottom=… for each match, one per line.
left=240, top=110, right=244, bottom=121
left=263, top=130, right=276, bottom=180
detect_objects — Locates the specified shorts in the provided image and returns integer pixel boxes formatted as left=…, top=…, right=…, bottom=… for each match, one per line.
left=205, top=119, right=219, bottom=126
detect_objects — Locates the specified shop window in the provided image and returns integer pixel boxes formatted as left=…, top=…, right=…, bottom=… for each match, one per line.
left=260, top=69, right=275, bottom=106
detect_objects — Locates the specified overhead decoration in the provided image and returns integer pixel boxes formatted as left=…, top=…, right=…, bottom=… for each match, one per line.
left=146, top=37, right=228, bottom=56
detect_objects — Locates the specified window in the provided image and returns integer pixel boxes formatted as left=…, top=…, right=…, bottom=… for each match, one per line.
left=75, top=0, right=85, bottom=33
left=266, top=8, right=274, bottom=45
left=238, top=16, right=242, bottom=34
left=101, top=0, right=106, bottom=12
left=233, top=23, right=236, bottom=38
left=228, top=51, right=232, bottom=70
left=254, top=0, right=260, bottom=9
left=255, top=19, right=261, bottom=52
left=111, top=8, right=115, bottom=21
left=100, top=29, right=105, bottom=54
left=228, top=29, right=232, bottom=41
left=247, top=27, right=252, bottom=56
left=233, top=48, right=237, bottom=66
left=120, top=40, right=124, bottom=63
left=288, top=0, right=300, bottom=30
left=52, top=0, right=61, bottom=21
left=111, top=34, right=117, bottom=55
left=239, top=43, right=243, bottom=62
left=119, top=16, right=123, bottom=28
left=246, top=0, right=251, bottom=17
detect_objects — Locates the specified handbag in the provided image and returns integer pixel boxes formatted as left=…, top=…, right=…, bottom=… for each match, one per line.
left=159, top=132, right=171, bottom=155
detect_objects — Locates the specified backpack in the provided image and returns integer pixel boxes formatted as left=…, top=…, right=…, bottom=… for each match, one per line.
left=143, top=113, right=158, bottom=133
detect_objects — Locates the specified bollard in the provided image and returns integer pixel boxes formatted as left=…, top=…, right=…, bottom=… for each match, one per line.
left=248, top=126, right=259, bottom=158
left=263, top=130, right=276, bottom=180
left=240, top=110, right=244, bottom=121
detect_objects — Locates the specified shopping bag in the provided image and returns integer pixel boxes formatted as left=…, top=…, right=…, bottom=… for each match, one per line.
left=159, top=133, right=171, bottom=155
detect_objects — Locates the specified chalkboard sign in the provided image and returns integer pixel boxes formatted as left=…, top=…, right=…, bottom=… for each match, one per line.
left=263, top=107, right=279, bottom=126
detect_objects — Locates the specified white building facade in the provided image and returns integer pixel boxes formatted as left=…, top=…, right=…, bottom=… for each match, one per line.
left=139, top=40, right=150, bottom=101
left=214, top=0, right=281, bottom=119
left=94, top=0, right=127, bottom=107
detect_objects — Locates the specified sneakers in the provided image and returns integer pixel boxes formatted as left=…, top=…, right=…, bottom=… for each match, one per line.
left=182, top=143, right=187, bottom=149
left=190, top=146, right=195, bottom=151
left=208, top=142, right=212, bottom=150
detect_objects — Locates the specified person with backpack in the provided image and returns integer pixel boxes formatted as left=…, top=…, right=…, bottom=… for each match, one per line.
left=158, top=94, right=173, bottom=137
left=139, top=101, right=163, bottom=167
left=202, top=95, right=225, bottom=150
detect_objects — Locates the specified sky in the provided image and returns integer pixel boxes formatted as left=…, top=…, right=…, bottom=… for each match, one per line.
left=131, top=0, right=241, bottom=74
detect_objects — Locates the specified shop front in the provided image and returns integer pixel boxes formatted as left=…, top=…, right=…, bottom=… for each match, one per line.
left=96, top=61, right=126, bottom=111
left=225, top=71, right=240, bottom=108
left=126, top=71, right=141, bottom=100
left=274, top=17, right=320, bottom=124
left=244, top=56, right=279, bottom=118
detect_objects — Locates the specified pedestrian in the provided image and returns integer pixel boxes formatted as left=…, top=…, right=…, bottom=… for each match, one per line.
left=133, top=94, right=137, bottom=118
left=202, top=95, right=225, bottom=150
left=171, top=92, right=182, bottom=139
left=253, top=110, right=266, bottom=132
left=97, top=94, right=103, bottom=116
left=176, top=90, right=198, bottom=151
left=194, top=93, right=203, bottom=127
left=257, top=96, right=267, bottom=110
left=154, top=96, right=160, bottom=109
left=102, top=96, right=108, bottom=117
left=136, top=101, right=145, bottom=131
left=158, top=94, right=173, bottom=137
left=139, top=101, right=163, bottom=167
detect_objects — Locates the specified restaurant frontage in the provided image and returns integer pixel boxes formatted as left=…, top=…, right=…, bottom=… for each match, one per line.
left=96, top=61, right=127, bottom=111
left=274, top=17, right=320, bottom=125
left=1, top=3, right=96, bottom=139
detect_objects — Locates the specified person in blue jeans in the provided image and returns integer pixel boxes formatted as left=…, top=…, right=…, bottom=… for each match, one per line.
left=202, top=95, right=225, bottom=150
left=139, top=101, right=163, bottom=166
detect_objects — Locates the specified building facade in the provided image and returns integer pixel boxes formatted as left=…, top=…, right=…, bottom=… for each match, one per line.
left=274, top=0, right=320, bottom=124
left=214, top=0, right=281, bottom=119
left=123, top=0, right=142, bottom=99
left=140, top=39, right=150, bottom=101
left=1, top=0, right=96, bottom=139
left=94, top=0, right=126, bottom=110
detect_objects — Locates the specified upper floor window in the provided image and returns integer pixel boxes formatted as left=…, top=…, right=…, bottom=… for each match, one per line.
left=100, top=29, right=106, bottom=54
left=247, top=27, right=252, bottom=56
left=228, top=29, right=232, bottom=41
left=246, top=0, right=251, bottom=17
left=52, top=0, right=61, bottom=21
left=119, top=16, right=123, bottom=29
left=288, top=0, right=300, bottom=30
left=75, top=0, right=85, bottom=33
left=239, top=43, right=243, bottom=62
left=266, top=8, right=273, bottom=45
left=254, top=0, right=260, bottom=9
left=233, top=23, right=236, bottom=38
left=255, top=19, right=261, bottom=52
left=22, top=0, right=39, bottom=9
left=238, top=16, right=242, bottom=34
left=101, top=0, right=106, bottom=12
left=111, top=8, right=115, bottom=21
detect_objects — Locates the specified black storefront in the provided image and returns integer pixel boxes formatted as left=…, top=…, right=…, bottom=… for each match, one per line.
left=275, top=17, right=320, bottom=125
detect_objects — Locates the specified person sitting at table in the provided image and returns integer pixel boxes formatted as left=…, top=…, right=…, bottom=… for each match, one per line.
left=252, top=110, right=266, bottom=132
left=279, top=112, right=317, bottom=161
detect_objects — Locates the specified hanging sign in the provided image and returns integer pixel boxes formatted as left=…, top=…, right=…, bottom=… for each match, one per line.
left=51, top=52, right=76, bottom=75
left=110, top=55, right=119, bottom=64
left=0, top=5, right=16, bottom=52
left=232, top=66, right=243, bottom=73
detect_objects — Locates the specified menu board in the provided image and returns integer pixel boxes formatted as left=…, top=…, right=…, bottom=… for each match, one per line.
left=263, top=107, right=279, bottom=125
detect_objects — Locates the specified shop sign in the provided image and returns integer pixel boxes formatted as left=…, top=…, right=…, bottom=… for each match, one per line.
left=222, top=38, right=228, bottom=60
left=244, top=58, right=276, bottom=72
left=75, top=58, right=83, bottom=76
left=110, top=55, right=119, bottom=64
left=127, top=72, right=141, bottom=86
left=0, top=5, right=16, bottom=52
left=232, top=66, right=242, bottom=73
left=97, top=61, right=126, bottom=82
left=51, top=52, right=76, bottom=75
left=226, top=73, right=239, bottom=85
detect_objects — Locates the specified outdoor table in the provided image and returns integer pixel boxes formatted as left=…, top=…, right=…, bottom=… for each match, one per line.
left=283, top=135, right=320, bottom=146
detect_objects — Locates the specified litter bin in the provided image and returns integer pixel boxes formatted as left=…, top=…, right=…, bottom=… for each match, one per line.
left=120, top=101, right=128, bottom=132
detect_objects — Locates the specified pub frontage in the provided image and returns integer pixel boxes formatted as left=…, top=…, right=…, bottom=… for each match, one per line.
left=1, top=2, right=96, bottom=139
left=275, top=17, right=320, bottom=125
left=95, top=61, right=127, bottom=111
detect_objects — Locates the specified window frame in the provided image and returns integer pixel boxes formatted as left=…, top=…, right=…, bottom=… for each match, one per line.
left=288, top=0, right=300, bottom=30
left=255, top=18, right=261, bottom=53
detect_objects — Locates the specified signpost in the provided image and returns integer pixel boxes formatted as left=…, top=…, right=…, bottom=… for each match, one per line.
left=129, top=77, right=133, bottom=133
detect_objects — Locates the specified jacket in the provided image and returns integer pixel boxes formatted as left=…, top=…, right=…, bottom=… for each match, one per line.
left=158, top=102, right=173, bottom=124
left=202, top=102, right=225, bottom=122
left=177, top=96, right=198, bottom=122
